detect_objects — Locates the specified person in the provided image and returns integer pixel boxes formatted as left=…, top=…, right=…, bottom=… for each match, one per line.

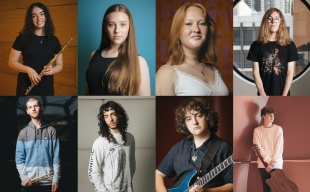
left=156, top=2, right=229, bottom=96
left=16, top=97, right=60, bottom=192
left=253, top=106, right=283, bottom=192
left=247, top=8, right=299, bottom=96
left=88, top=101, right=136, bottom=192
left=8, top=3, right=63, bottom=96
left=85, top=4, right=150, bottom=96
left=156, top=98, right=233, bottom=192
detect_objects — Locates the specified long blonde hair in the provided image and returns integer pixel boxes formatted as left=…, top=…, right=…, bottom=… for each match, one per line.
left=257, top=8, right=291, bottom=46
left=167, top=2, right=217, bottom=65
left=100, top=4, right=140, bottom=96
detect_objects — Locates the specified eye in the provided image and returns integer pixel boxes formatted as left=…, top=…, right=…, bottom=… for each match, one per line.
left=121, top=23, right=126, bottom=27
left=186, top=118, right=191, bottom=121
left=32, top=15, right=36, bottom=18
left=108, top=24, right=115, bottom=27
left=185, top=23, right=192, bottom=26
left=199, top=22, right=206, bottom=26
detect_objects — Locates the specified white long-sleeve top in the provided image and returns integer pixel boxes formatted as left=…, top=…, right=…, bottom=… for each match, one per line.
left=253, top=125, right=284, bottom=169
left=88, top=132, right=136, bottom=192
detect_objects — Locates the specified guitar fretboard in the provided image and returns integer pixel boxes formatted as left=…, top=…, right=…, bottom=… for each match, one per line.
left=185, top=154, right=233, bottom=191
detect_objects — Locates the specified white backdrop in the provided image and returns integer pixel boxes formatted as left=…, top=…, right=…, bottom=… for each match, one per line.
left=78, top=96, right=156, bottom=192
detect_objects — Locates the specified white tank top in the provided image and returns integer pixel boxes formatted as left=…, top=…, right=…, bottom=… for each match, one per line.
left=164, top=64, right=229, bottom=96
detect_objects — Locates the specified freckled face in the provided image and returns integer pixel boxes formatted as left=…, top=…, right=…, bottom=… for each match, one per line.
left=105, top=12, right=130, bottom=46
left=180, top=6, right=208, bottom=51
left=32, top=7, right=46, bottom=30
left=185, top=110, right=209, bottom=137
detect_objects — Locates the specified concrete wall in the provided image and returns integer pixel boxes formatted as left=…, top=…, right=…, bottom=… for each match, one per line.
left=78, top=96, right=155, bottom=192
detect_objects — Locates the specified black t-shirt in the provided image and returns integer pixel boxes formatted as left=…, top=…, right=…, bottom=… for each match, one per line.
left=247, top=40, right=299, bottom=96
left=157, top=134, right=233, bottom=189
left=12, top=34, right=61, bottom=87
left=86, top=49, right=121, bottom=95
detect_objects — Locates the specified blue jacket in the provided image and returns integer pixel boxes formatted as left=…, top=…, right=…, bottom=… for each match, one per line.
left=16, top=120, right=60, bottom=185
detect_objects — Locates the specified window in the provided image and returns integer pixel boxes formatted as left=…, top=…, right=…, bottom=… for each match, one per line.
left=233, top=27, right=240, bottom=45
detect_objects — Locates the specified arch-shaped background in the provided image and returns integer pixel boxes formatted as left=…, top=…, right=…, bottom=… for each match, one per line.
left=233, top=0, right=310, bottom=95
left=156, top=0, right=233, bottom=93
left=234, top=96, right=310, bottom=192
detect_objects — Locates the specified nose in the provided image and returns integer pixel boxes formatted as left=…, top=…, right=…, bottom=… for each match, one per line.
left=192, top=117, right=198, bottom=124
left=114, top=25, right=120, bottom=33
left=192, top=23, right=200, bottom=33
left=109, top=115, right=114, bottom=122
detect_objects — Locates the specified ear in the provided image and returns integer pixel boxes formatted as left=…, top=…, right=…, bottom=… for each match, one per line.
left=26, top=108, right=30, bottom=115
left=41, top=106, right=44, bottom=111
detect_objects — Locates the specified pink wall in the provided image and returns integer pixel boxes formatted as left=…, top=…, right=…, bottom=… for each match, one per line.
left=234, top=96, right=310, bottom=192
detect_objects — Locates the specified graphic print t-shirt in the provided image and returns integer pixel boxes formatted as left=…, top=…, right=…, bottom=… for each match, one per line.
left=247, top=41, right=299, bottom=96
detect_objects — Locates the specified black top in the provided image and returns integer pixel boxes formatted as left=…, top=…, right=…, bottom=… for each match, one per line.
left=157, top=134, right=233, bottom=189
left=12, top=34, right=61, bottom=87
left=247, top=40, right=299, bottom=96
left=86, top=49, right=121, bottom=95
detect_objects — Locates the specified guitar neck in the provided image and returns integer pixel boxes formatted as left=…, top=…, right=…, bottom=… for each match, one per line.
left=252, top=144, right=268, bottom=168
left=190, top=154, right=233, bottom=188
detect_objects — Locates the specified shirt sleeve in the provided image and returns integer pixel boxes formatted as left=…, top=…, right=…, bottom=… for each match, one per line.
left=52, top=129, right=61, bottom=183
left=130, top=136, right=136, bottom=178
left=271, top=127, right=284, bottom=161
left=287, top=41, right=300, bottom=62
left=12, top=35, right=23, bottom=51
left=157, top=145, right=176, bottom=178
left=88, top=140, right=109, bottom=192
left=54, top=36, right=62, bottom=54
left=220, top=144, right=233, bottom=184
left=253, top=128, right=272, bottom=164
left=15, top=131, right=28, bottom=182
left=247, top=41, right=259, bottom=62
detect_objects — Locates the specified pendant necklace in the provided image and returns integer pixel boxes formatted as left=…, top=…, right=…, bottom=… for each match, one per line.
left=36, top=35, right=44, bottom=44
left=192, top=141, right=200, bottom=162
left=184, top=60, right=205, bottom=76
left=268, top=41, right=277, bottom=54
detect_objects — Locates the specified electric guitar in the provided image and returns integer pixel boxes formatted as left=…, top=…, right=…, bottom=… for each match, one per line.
left=167, top=154, right=233, bottom=192
left=252, top=144, right=299, bottom=192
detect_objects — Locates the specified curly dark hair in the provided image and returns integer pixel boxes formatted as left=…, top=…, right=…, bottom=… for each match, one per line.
left=261, top=106, right=276, bottom=117
left=97, top=101, right=128, bottom=145
left=175, top=98, right=219, bottom=140
left=20, top=2, right=55, bottom=42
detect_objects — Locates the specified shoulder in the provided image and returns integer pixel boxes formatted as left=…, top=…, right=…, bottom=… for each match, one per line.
left=138, top=56, right=149, bottom=70
left=15, top=34, right=22, bottom=41
left=169, top=139, right=188, bottom=152
left=253, top=126, right=263, bottom=133
left=90, top=50, right=97, bottom=59
left=93, top=136, right=108, bottom=146
left=273, top=124, right=283, bottom=131
left=156, top=64, right=176, bottom=76
left=126, top=132, right=135, bottom=140
left=18, top=126, right=29, bottom=137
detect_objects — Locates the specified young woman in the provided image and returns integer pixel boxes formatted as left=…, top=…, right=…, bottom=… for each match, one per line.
left=8, top=2, right=63, bottom=96
left=85, top=4, right=150, bottom=96
left=247, top=8, right=299, bottom=96
left=156, top=2, right=229, bottom=96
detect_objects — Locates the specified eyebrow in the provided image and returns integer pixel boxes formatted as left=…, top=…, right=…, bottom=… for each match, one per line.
left=32, top=11, right=44, bottom=15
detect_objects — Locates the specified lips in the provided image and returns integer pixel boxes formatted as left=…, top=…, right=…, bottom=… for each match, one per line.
left=114, top=36, right=121, bottom=39
left=191, top=35, right=202, bottom=39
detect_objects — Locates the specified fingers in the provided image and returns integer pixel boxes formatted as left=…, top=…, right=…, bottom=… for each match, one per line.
left=52, top=184, right=55, bottom=192
left=190, top=185, right=204, bottom=192
left=43, top=66, right=53, bottom=76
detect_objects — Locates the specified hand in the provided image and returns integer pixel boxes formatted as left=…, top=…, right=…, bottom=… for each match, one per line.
left=259, top=92, right=267, bottom=96
left=52, top=182, right=59, bottom=192
left=43, top=65, right=54, bottom=76
left=189, top=177, right=207, bottom=192
left=266, top=159, right=277, bottom=173
left=27, top=68, right=41, bottom=85
left=22, top=178, right=32, bottom=187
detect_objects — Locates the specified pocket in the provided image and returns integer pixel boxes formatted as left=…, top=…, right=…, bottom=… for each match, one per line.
left=108, top=145, right=126, bottom=190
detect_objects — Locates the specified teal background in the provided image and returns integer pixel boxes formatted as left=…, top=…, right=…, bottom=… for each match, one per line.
left=78, top=0, right=156, bottom=95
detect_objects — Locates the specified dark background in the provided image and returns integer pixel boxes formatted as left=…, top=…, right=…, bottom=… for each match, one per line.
left=0, top=96, right=77, bottom=192
left=156, top=96, right=233, bottom=188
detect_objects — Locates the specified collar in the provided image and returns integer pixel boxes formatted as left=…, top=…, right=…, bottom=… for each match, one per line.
left=186, top=133, right=217, bottom=151
left=28, top=119, right=50, bottom=129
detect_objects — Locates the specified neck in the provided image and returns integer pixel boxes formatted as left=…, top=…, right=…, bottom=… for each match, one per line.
left=34, top=28, right=45, bottom=36
left=32, top=118, right=42, bottom=129
left=193, top=131, right=211, bottom=148
left=268, top=32, right=277, bottom=41
left=183, top=46, right=200, bottom=65
left=105, top=43, right=120, bottom=56
left=109, top=128, right=120, bottom=133
left=263, top=121, right=273, bottom=128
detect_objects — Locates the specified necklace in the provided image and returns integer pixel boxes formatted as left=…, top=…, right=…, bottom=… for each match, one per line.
left=36, top=35, right=44, bottom=43
left=268, top=41, right=277, bottom=54
left=192, top=141, right=200, bottom=162
left=184, top=60, right=204, bottom=76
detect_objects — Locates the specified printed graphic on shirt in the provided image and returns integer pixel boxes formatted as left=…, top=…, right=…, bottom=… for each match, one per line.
left=262, top=49, right=284, bottom=75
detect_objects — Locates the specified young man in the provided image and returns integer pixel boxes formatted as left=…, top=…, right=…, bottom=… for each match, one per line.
left=156, top=98, right=233, bottom=192
left=253, top=106, right=284, bottom=192
left=16, top=97, right=60, bottom=192
left=247, top=8, right=299, bottom=96
left=88, top=101, right=136, bottom=192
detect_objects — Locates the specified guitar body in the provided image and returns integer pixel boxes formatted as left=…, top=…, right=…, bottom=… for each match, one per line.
left=266, top=169, right=299, bottom=192
left=167, top=170, right=197, bottom=192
